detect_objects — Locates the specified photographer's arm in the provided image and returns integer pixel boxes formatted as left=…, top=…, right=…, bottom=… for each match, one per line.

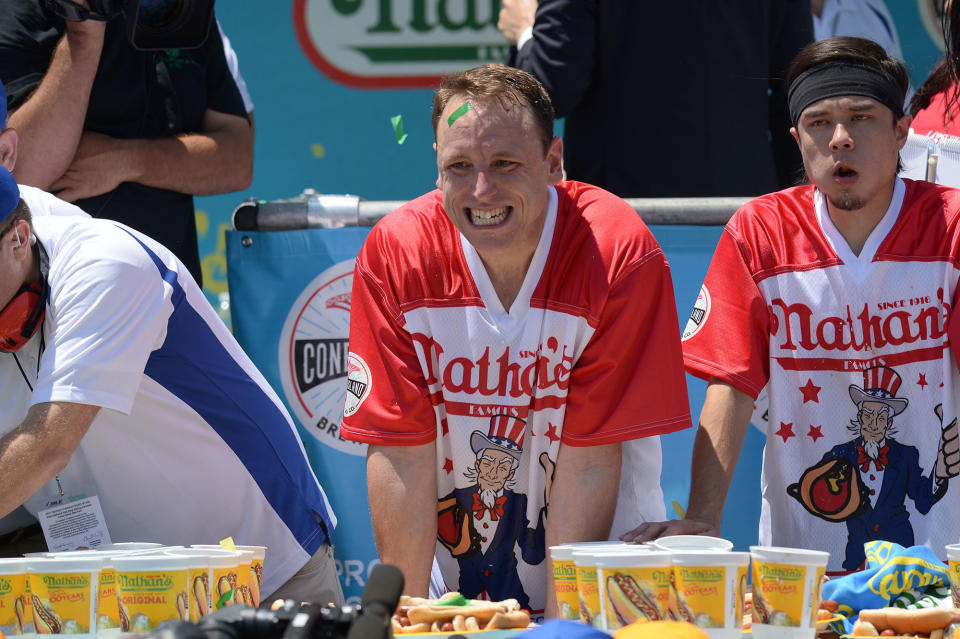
left=367, top=442, right=437, bottom=597
left=0, top=402, right=99, bottom=518
left=8, top=20, right=105, bottom=189
left=49, top=107, right=253, bottom=202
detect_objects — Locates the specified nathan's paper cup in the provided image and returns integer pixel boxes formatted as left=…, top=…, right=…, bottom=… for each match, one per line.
left=0, top=559, right=31, bottom=637
left=185, top=549, right=242, bottom=611
left=549, top=546, right=581, bottom=621
left=946, top=544, right=960, bottom=607
left=571, top=545, right=637, bottom=628
left=27, top=556, right=102, bottom=639
left=670, top=551, right=750, bottom=639
left=749, top=546, right=829, bottom=639
left=112, top=555, right=190, bottom=633
left=593, top=550, right=672, bottom=631
left=652, top=536, right=734, bottom=553
left=162, top=554, right=207, bottom=623
left=191, top=546, right=265, bottom=607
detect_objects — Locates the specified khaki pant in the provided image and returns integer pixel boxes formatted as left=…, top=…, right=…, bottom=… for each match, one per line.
left=263, top=543, right=343, bottom=607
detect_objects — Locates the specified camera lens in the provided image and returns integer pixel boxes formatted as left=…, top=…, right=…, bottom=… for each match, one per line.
left=137, top=0, right=185, bottom=29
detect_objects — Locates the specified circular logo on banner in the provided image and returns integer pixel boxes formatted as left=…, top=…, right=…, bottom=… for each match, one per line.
left=278, top=259, right=366, bottom=456
left=682, top=285, right=711, bottom=341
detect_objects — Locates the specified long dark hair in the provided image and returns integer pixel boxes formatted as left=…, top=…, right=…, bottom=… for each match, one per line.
left=910, top=0, right=960, bottom=116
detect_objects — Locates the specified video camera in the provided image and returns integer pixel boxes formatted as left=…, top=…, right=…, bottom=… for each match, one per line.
left=144, top=565, right=405, bottom=639
left=41, top=0, right=215, bottom=51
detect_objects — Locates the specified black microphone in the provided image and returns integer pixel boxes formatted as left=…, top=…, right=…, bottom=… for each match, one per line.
left=345, top=564, right=405, bottom=639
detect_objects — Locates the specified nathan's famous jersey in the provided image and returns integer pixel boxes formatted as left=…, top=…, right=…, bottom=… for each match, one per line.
left=342, top=182, right=691, bottom=614
left=683, top=178, right=960, bottom=573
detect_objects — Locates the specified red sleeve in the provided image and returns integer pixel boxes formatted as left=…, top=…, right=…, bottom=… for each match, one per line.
left=562, top=249, right=692, bottom=446
left=681, top=225, right=770, bottom=399
left=340, top=237, right=438, bottom=446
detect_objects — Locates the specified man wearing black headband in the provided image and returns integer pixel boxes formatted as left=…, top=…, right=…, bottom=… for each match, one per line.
left=626, top=36, right=960, bottom=572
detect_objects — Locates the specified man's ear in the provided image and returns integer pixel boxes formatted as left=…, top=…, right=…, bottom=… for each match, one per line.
left=0, top=128, right=18, bottom=172
left=547, top=135, right=563, bottom=183
left=790, top=126, right=800, bottom=149
left=894, top=113, right=912, bottom=150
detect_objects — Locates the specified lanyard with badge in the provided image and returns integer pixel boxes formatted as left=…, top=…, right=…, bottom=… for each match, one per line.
left=1, top=236, right=112, bottom=550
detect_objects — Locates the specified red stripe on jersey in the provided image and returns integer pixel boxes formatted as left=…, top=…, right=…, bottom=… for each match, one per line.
left=773, top=344, right=948, bottom=372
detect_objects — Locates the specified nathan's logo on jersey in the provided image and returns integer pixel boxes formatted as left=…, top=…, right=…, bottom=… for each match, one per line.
left=682, top=286, right=711, bottom=341
left=768, top=290, right=950, bottom=354
left=410, top=334, right=574, bottom=398
left=278, top=260, right=366, bottom=456
left=344, top=353, right=372, bottom=417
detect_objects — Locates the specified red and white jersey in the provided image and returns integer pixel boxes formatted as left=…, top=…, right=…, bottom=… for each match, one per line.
left=343, top=182, right=691, bottom=612
left=683, top=178, right=960, bottom=572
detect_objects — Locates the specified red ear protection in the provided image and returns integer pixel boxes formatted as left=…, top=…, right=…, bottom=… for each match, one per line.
left=0, top=282, right=44, bottom=352
left=0, top=240, right=48, bottom=353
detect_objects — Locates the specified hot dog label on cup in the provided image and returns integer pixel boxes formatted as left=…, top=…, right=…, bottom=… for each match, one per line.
left=950, top=561, right=960, bottom=608
left=673, top=565, right=726, bottom=628
left=553, top=560, right=579, bottom=620
left=735, top=565, right=748, bottom=629
left=248, top=560, right=263, bottom=608
left=31, top=572, right=94, bottom=634
left=575, top=565, right=602, bottom=627
left=0, top=574, right=30, bottom=635
left=211, top=567, right=238, bottom=609
left=601, top=567, right=670, bottom=629
left=808, top=566, right=826, bottom=626
left=116, top=571, right=189, bottom=632
left=751, top=561, right=806, bottom=627
left=96, top=568, right=120, bottom=631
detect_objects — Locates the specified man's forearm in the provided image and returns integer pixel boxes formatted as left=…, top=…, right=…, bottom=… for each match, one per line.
left=0, top=402, right=98, bottom=517
left=367, top=443, right=437, bottom=596
left=684, top=381, right=754, bottom=529
left=9, top=25, right=104, bottom=189
left=122, top=119, right=253, bottom=195
left=544, top=442, right=620, bottom=617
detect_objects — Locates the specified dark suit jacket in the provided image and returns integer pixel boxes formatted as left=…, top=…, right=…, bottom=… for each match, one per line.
left=825, top=438, right=946, bottom=570
left=508, top=0, right=813, bottom=198
left=452, top=487, right=546, bottom=608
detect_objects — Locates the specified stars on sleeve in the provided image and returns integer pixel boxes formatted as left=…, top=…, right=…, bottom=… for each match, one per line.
left=799, top=378, right=821, bottom=403
left=807, top=425, right=823, bottom=442
left=776, top=422, right=795, bottom=443
left=917, top=373, right=928, bottom=389
left=544, top=422, right=560, bottom=444
left=443, top=458, right=453, bottom=475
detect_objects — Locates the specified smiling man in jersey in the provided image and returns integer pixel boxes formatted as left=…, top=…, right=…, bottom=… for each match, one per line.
left=0, top=77, right=341, bottom=604
left=626, top=37, right=960, bottom=573
left=341, top=64, right=691, bottom=616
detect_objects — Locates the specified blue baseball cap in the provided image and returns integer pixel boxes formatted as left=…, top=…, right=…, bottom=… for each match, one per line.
left=0, top=76, right=18, bottom=225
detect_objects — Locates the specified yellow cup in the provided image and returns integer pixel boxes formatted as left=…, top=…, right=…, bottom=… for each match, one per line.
left=594, top=550, right=672, bottom=631
left=112, top=555, right=190, bottom=633
left=670, top=551, right=750, bottom=639
left=749, top=546, right=828, bottom=639
left=27, top=556, right=102, bottom=639
left=0, top=558, right=30, bottom=637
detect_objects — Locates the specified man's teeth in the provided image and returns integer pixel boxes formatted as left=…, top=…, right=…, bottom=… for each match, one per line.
left=470, top=207, right=508, bottom=226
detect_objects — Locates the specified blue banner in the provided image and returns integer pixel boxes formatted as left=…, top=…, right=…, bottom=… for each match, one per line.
left=226, top=223, right=766, bottom=603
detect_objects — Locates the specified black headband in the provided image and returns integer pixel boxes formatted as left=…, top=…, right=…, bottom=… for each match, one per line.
left=788, top=62, right=904, bottom=127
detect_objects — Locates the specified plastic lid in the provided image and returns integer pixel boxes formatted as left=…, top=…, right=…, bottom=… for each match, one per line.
left=591, top=550, right=672, bottom=568
left=670, top=550, right=750, bottom=566
left=651, top=535, right=734, bottom=552
left=749, top=545, right=829, bottom=565
left=0, top=558, right=27, bottom=573
left=26, top=556, right=105, bottom=572
left=111, top=555, right=190, bottom=572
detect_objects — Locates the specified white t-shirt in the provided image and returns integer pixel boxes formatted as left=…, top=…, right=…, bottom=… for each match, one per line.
left=343, top=182, right=691, bottom=612
left=1, top=200, right=334, bottom=595
left=683, top=178, right=960, bottom=573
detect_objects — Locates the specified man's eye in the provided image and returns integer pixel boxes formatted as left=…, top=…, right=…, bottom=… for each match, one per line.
left=494, top=160, right=517, bottom=169
left=449, top=162, right=470, bottom=171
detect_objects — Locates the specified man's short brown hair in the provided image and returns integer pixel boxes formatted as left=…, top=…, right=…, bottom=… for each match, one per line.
left=432, top=64, right=554, bottom=154
left=0, top=199, right=31, bottom=241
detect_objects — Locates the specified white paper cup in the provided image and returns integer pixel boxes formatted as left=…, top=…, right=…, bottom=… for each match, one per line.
left=112, top=555, right=190, bottom=634
left=96, top=543, right=163, bottom=552
left=749, top=546, right=829, bottom=639
left=945, top=544, right=960, bottom=607
left=27, top=556, right=102, bottom=639
left=593, top=550, right=673, bottom=631
left=652, top=535, right=734, bottom=552
left=670, top=551, right=750, bottom=639
left=0, top=558, right=31, bottom=637
left=180, top=549, right=243, bottom=612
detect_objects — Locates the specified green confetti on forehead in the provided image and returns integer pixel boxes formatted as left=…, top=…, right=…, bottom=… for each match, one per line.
left=447, top=101, right=472, bottom=126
